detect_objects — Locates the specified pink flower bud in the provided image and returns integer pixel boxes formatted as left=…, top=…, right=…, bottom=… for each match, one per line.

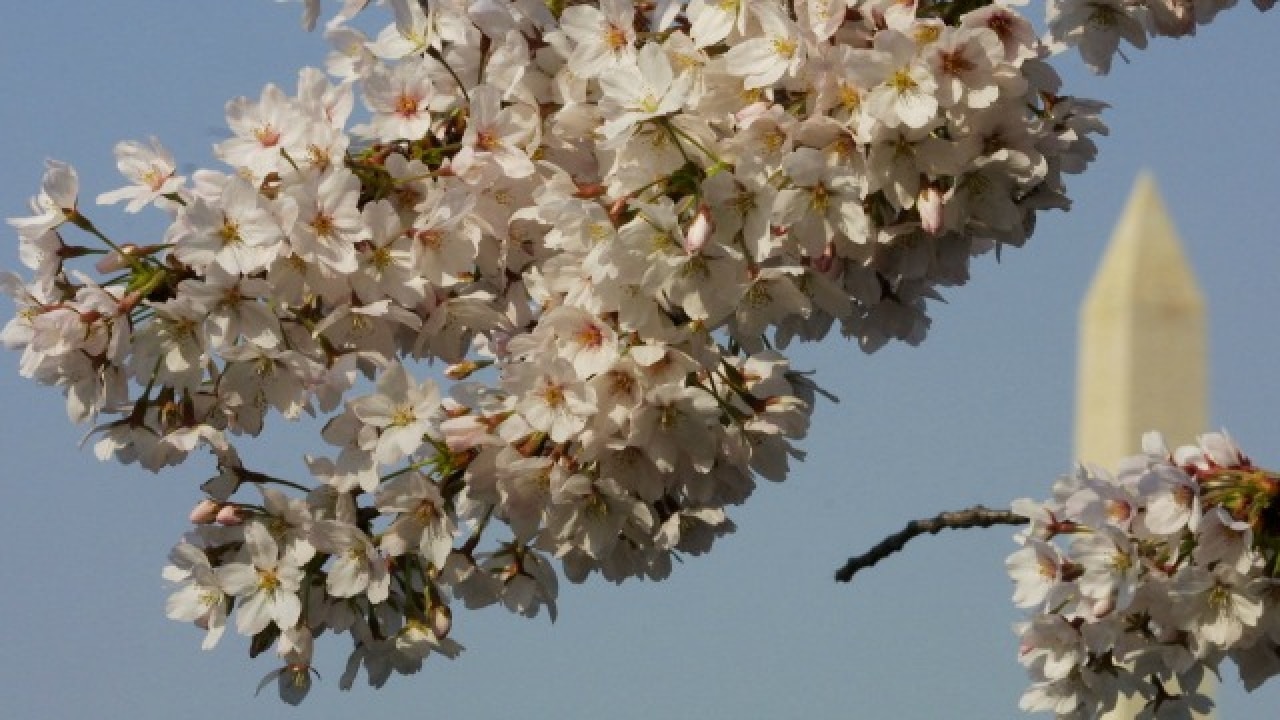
left=441, top=415, right=489, bottom=452
left=1090, top=595, right=1115, bottom=619
left=608, top=195, right=631, bottom=224
left=683, top=204, right=714, bottom=255
left=430, top=604, right=453, bottom=639
left=917, top=186, right=945, bottom=236
left=812, top=242, right=836, bottom=274
left=189, top=499, right=221, bottom=525
left=733, top=101, right=770, bottom=127
left=95, top=244, right=140, bottom=274
left=215, top=504, right=245, bottom=526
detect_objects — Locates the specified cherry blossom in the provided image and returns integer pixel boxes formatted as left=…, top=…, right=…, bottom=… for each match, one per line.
left=96, top=137, right=185, bottom=213
left=2, top=0, right=1273, bottom=709
left=1010, top=432, right=1280, bottom=717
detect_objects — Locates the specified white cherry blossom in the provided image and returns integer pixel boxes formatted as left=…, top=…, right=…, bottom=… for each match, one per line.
left=8, top=160, right=79, bottom=239
left=217, top=522, right=305, bottom=636
left=96, top=138, right=185, bottom=213
left=349, top=362, right=442, bottom=466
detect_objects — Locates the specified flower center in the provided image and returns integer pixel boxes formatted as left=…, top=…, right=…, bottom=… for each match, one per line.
left=889, top=69, right=918, bottom=94
left=762, top=129, right=786, bottom=153
left=219, top=219, right=242, bottom=246
left=542, top=383, right=566, bottom=408
left=475, top=130, right=500, bottom=152
left=939, top=49, right=976, bottom=77
left=1109, top=550, right=1132, bottom=573
left=414, top=500, right=439, bottom=523
left=257, top=568, right=281, bottom=592
left=810, top=183, right=830, bottom=212
left=604, top=24, right=629, bottom=52
left=574, top=323, right=604, bottom=349
left=914, top=26, right=941, bottom=44
left=254, top=125, right=281, bottom=148
left=417, top=228, right=444, bottom=251
left=838, top=83, right=862, bottom=112
left=142, top=168, right=168, bottom=191
left=985, top=11, right=1015, bottom=40
left=391, top=406, right=417, bottom=428
left=310, top=212, right=336, bottom=238
left=395, top=94, right=421, bottom=118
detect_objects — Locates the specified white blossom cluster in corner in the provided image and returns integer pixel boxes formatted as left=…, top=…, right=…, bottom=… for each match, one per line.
left=1009, top=432, right=1280, bottom=718
left=1047, top=0, right=1275, bottom=74
left=0, top=0, right=1267, bottom=706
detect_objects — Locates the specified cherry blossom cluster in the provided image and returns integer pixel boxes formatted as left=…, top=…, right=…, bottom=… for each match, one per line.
left=1046, top=0, right=1275, bottom=74
left=0, top=0, right=1266, bottom=706
left=1009, top=432, right=1280, bottom=718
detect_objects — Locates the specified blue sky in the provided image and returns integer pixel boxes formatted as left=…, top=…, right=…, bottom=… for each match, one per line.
left=1, top=2, right=1277, bottom=717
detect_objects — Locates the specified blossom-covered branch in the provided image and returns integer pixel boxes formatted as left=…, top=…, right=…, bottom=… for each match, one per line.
left=1009, top=431, right=1280, bottom=717
left=1, top=0, right=1271, bottom=709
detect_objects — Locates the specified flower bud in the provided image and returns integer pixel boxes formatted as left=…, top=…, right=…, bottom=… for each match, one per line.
left=572, top=181, right=606, bottom=199
left=429, top=604, right=453, bottom=639
left=95, top=244, right=140, bottom=274
left=683, top=204, right=713, bottom=255
left=189, top=499, right=221, bottom=525
left=918, top=185, right=945, bottom=236
left=732, top=101, right=770, bottom=126
left=1090, top=595, right=1115, bottom=619
left=812, top=242, right=836, bottom=274
left=446, top=359, right=492, bottom=380
left=608, top=195, right=631, bottom=225
left=215, top=504, right=245, bottom=526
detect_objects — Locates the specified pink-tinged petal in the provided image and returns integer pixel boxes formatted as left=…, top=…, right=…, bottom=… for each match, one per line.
left=216, top=504, right=245, bottom=526
left=190, top=499, right=221, bottom=524
left=918, top=186, right=945, bottom=235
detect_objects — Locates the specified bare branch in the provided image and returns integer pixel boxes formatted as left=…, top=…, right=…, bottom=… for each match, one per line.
left=834, top=505, right=1028, bottom=583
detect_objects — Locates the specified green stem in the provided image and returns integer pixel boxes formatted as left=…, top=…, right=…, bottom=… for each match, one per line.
left=68, top=213, right=150, bottom=273
left=280, top=148, right=303, bottom=174
left=381, top=458, right=434, bottom=484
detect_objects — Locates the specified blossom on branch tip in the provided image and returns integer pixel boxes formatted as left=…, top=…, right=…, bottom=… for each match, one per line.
left=1011, top=432, right=1280, bottom=716
left=96, top=138, right=185, bottom=213
left=8, top=160, right=79, bottom=240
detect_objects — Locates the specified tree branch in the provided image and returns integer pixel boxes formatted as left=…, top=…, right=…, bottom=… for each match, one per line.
left=834, top=505, right=1028, bottom=583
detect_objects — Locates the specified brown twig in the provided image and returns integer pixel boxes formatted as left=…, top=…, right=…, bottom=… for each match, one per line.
left=834, top=505, right=1028, bottom=583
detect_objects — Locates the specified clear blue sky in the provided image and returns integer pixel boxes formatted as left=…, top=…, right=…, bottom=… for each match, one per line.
left=1, top=3, right=1277, bottom=717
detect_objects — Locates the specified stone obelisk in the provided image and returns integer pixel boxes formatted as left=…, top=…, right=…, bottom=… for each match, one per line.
left=1077, top=173, right=1210, bottom=718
